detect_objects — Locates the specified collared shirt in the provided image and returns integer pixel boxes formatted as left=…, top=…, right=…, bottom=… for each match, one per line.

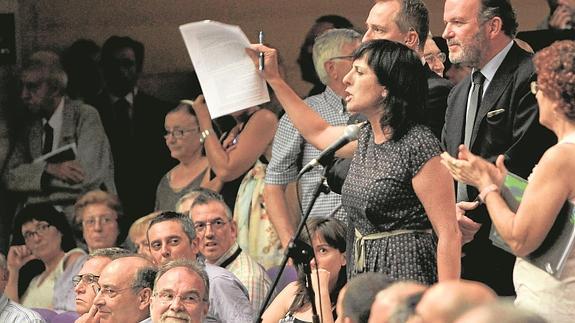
left=0, top=294, right=45, bottom=323
left=265, top=86, right=350, bottom=219
left=213, top=242, right=272, bottom=312
left=203, top=262, right=254, bottom=323
left=109, top=87, right=137, bottom=118
left=43, top=97, right=65, bottom=153
left=466, top=40, right=514, bottom=113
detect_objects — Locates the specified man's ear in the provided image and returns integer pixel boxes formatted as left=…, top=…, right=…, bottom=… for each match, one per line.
left=230, top=219, right=238, bottom=240
left=324, top=60, right=337, bottom=79
left=202, top=301, right=209, bottom=317
left=191, top=237, right=199, bottom=255
left=486, top=16, right=503, bottom=39
left=404, top=30, right=419, bottom=50
left=138, top=288, right=152, bottom=309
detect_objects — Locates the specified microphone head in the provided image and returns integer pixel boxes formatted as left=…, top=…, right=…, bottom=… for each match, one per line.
left=343, top=121, right=367, bottom=140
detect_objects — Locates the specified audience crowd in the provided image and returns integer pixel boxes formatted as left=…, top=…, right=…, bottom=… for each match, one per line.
left=0, top=0, right=573, bottom=322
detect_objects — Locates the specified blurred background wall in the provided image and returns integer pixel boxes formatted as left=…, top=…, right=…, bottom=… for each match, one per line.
left=1, top=0, right=549, bottom=101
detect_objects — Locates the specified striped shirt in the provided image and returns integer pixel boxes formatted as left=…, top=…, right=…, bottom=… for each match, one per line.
left=265, top=87, right=350, bottom=220
left=0, top=295, right=46, bottom=323
left=214, top=243, right=272, bottom=312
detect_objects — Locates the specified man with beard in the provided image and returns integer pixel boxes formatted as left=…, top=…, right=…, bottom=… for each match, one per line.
left=150, top=259, right=209, bottom=323
left=441, top=0, right=555, bottom=295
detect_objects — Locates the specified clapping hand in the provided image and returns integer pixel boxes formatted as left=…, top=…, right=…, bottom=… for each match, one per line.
left=440, top=145, right=506, bottom=191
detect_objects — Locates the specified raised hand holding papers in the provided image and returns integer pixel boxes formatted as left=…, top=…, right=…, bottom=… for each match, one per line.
left=179, top=20, right=270, bottom=119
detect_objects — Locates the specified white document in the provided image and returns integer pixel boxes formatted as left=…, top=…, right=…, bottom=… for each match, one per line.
left=179, top=20, right=270, bottom=119
left=33, top=143, right=77, bottom=163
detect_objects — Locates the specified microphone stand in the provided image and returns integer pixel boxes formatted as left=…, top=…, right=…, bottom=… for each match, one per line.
left=255, top=167, right=332, bottom=323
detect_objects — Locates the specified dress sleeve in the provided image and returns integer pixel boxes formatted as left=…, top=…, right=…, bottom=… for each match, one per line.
left=408, top=126, right=442, bottom=178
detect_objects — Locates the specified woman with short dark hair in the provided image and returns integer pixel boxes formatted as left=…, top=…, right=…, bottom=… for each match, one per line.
left=250, top=40, right=461, bottom=284
left=5, top=204, right=85, bottom=310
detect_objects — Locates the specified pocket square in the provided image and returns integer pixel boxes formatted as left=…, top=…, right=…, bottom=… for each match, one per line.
left=487, top=108, right=505, bottom=118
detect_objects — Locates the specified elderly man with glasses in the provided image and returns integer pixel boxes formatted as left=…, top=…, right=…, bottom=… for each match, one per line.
left=73, top=248, right=131, bottom=322
left=90, top=255, right=156, bottom=323
left=150, top=259, right=209, bottom=323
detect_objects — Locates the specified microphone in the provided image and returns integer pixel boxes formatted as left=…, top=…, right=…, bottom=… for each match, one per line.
left=298, top=121, right=366, bottom=177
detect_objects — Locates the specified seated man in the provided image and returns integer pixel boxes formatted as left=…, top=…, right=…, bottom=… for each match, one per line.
left=189, top=190, right=271, bottom=312
left=92, top=255, right=156, bottom=323
left=150, top=259, right=210, bottom=323
left=146, top=212, right=253, bottom=323
left=342, top=273, right=392, bottom=323
left=0, top=253, right=45, bottom=322
left=74, top=248, right=131, bottom=319
left=368, top=281, right=427, bottom=323
left=4, top=57, right=115, bottom=221
left=415, top=280, right=497, bottom=323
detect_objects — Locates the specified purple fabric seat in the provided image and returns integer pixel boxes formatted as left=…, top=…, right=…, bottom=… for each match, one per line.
left=32, top=309, right=79, bottom=323
left=266, top=265, right=298, bottom=293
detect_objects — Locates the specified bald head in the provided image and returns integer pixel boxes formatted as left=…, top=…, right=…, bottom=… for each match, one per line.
left=368, top=281, right=427, bottom=323
left=455, top=301, right=546, bottom=323
left=415, top=280, right=496, bottom=323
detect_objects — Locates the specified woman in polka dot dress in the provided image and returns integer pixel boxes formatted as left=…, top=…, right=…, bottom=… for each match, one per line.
left=250, top=39, right=461, bottom=284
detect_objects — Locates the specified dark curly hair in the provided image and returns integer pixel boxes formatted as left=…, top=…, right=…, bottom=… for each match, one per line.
left=533, top=40, right=575, bottom=121
left=11, top=203, right=77, bottom=251
left=353, top=39, right=427, bottom=140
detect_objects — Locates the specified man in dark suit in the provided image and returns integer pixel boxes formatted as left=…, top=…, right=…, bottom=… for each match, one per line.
left=441, top=0, right=555, bottom=295
left=326, top=0, right=452, bottom=192
left=88, top=36, right=175, bottom=221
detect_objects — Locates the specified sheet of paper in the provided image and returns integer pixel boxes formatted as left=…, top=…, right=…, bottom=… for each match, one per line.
left=180, top=20, right=270, bottom=119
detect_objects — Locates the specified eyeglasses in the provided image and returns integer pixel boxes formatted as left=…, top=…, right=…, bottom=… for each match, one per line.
left=153, top=290, right=206, bottom=305
left=73, top=273, right=100, bottom=288
left=424, top=52, right=447, bottom=64
left=193, top=219, right=228, bottom=233
left=22, top=223, right=52, bottom=241
left=82, top=216, right=117, bottom=228
left=328, top=55, right=354, bottom=61
left=164, top=128, right=199, bottom=140
left=98, top=286, right=132, bottom=299
left=530, top=81, right=539, bottom=95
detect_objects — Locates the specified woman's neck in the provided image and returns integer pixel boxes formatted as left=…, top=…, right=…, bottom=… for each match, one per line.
left=368, top=115, right=391, bottom=144
left=43, top=250, right=66, bottom=273
left=553, top=119, right=575, bottom=142
left=180, top=151, right=205, bottom=168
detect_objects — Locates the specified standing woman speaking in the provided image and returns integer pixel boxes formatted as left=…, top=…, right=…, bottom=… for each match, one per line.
left=249, top=40, right=460, bottom=284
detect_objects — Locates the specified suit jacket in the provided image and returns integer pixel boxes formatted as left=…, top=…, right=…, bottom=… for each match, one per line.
left=425, top=65, right=453, bottom=139
left=88, top=90, right=175, bottom=219
left=4, top=97, right=116, bottom=206
left=441, top=42, right=555, bottom=294
left=326, top=64, right=451, bottom=193
left=442, top=43, right=555, bottom=197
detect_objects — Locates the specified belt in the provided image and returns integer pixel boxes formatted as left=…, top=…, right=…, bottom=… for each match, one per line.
left=354, top=227, right=432, bottom=273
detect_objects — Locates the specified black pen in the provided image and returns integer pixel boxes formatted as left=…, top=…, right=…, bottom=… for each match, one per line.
left=258, top=30, right=265, bottom=71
